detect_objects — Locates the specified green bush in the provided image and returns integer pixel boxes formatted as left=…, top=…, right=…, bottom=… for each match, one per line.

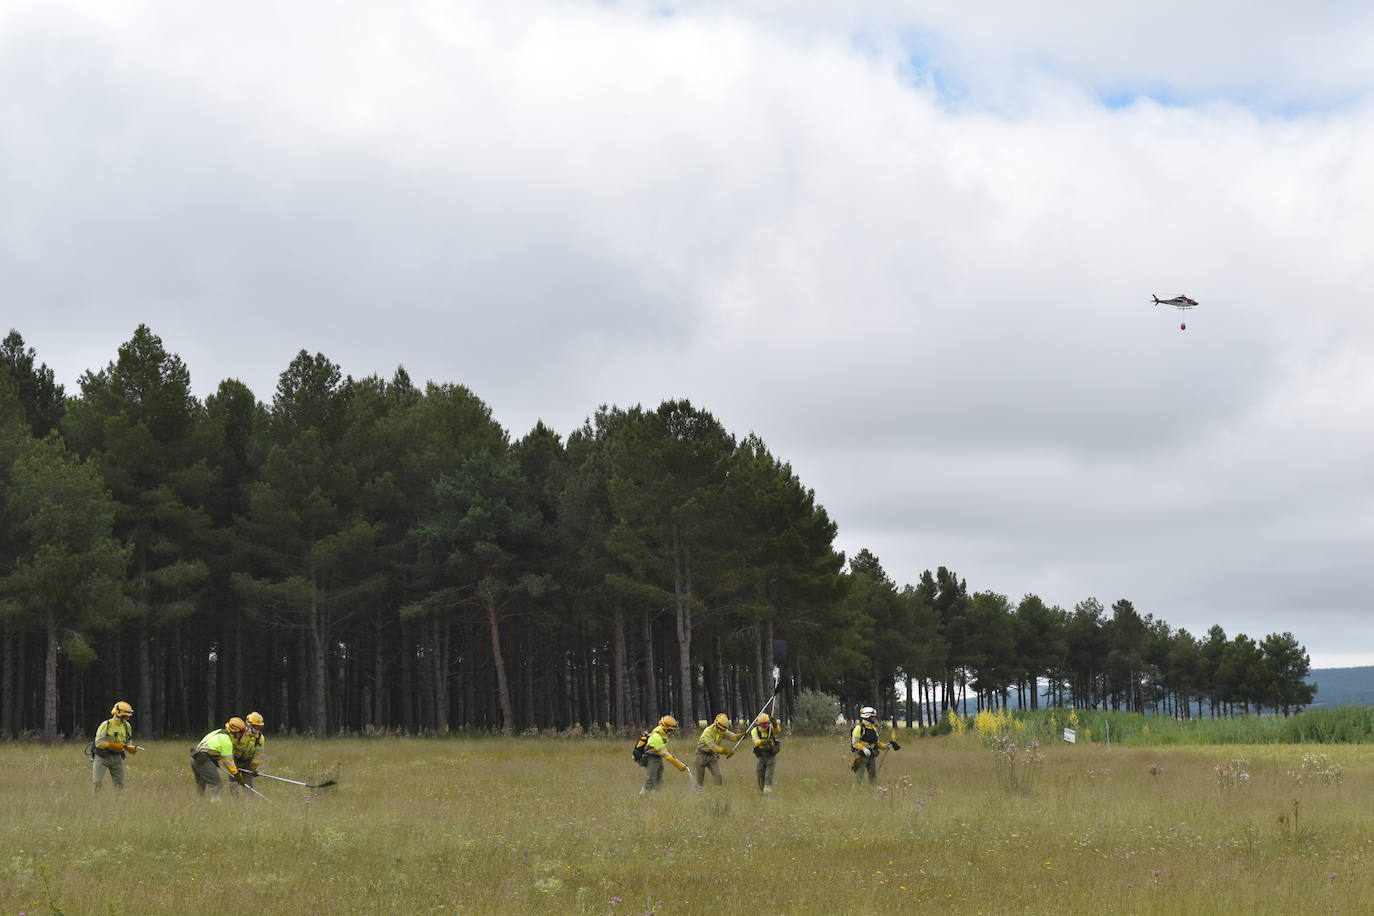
left=792, top=689, right=842, bottom=735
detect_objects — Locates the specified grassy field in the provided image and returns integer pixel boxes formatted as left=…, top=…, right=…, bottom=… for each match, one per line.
left=5, top=731, right=1374, bottom=914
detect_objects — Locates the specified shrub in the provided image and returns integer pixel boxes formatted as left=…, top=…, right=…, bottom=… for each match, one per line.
left=792, top=690, right=842, bottom=734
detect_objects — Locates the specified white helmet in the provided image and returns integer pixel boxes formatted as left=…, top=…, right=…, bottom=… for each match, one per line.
left=860, top=706, right=877, bottom=720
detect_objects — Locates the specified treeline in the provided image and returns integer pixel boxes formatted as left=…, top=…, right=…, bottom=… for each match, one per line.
left=0, top=326, right=1314, bottom=740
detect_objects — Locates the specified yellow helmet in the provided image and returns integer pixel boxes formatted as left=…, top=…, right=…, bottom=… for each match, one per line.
left=225, top=716, right=247, bottom=734
left=658, top=715, right=679, bottom=732
left=713, top=713, right=731, bottom=730
left=246, top=711, right=265, bottom=728
left=111, top=701, right=133, bottom=719
left=756, top=713, right=771, bottom=727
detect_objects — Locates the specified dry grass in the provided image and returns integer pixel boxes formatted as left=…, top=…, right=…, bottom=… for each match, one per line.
left=5, top=733, right=1374, bottom=914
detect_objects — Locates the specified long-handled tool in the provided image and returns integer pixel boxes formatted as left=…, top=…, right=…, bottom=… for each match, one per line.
left=241, top=769, right=337, bottom=789
left=729, top=688, right=780, bottom=755
left=240, top=781, right=275, bottom=804
left=876, top=717, right=902, bottom=777
left=728, top=638, right=790, bottom=755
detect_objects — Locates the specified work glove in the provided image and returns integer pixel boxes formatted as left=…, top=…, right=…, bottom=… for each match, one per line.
left=860, top=747, right=872, bottom=758
left=125, top=746, right=139, bottom=756
left=889, top=741, right=901, bottom=751
left=107, top=742, right=126, bottom=752
left=719, top=747, right=734, bottom=758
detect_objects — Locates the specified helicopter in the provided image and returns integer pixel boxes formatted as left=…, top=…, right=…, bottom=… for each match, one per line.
left=1152, top=294, right=1198, bottom=330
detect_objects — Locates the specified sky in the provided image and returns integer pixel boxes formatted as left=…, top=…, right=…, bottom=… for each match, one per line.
left=4, top=1, right=1373, bottom=667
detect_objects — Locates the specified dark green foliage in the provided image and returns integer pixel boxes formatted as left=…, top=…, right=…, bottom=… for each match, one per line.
left=0, top=339, right=1321, bottom=739
left=1, top=330, right=65, bottom=437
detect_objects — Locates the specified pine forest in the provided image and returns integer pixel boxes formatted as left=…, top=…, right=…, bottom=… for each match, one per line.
left=0, top=326, right=1316, bottom=741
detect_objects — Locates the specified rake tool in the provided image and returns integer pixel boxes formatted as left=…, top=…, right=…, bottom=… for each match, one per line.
left=241, top=769, right=337, bottom=789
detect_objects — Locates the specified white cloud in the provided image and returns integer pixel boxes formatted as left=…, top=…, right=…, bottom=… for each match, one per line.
left=3, top=0, right=1372, bottom=665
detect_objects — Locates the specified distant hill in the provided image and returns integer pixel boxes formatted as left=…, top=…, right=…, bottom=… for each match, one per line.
left=1307, top=666, right=1374, bottom=708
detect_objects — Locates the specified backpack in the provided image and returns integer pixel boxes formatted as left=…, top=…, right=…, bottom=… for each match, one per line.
left=632, top=730, right=651, bottom=765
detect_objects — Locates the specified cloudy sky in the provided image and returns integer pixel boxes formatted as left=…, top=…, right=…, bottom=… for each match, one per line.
left=4, top=1, right=1372, bottom=666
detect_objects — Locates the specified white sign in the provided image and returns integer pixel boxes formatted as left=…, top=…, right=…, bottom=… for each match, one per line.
left=1063, top=728, right=1076, bottom=743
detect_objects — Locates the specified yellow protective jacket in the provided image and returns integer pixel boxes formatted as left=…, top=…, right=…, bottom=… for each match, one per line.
left=696, top=723, right=740, bottom=755
left=94, top=717, right=131, bottom=754
left=851, top=721, right=891, bottom=754
left=233, top=731, right=265, bottom=770
left=644, top=726, right=685, bottom=770
left=750, top=721, right=782, bottom=753
left=195, top=729, right=240, bottom=776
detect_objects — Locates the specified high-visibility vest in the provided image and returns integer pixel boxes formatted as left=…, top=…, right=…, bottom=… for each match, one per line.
left=645, top=726, right=672, bottom=757
left=94, top=717, right=131, bottom=752
left=196, top=729, right=235, bottom=760
left=751, top=723, right=781, bottom=750
left=851, top=722, right=879, bottom=751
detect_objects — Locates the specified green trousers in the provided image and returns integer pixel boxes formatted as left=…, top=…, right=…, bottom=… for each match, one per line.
left=191, top=752, right=227, bottom=797
left=641, top=756, right=665, bottom=792
left=92, top=752, right=125, bottom=790
left=852, top=752, right=878, bottom=786
left=230, top=756, right=256, bottom=790
left=692, top=750, right=724, bottom=787
left=755, top=752, right=777, bottom=791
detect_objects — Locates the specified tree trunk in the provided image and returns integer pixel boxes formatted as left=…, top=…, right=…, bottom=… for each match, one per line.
left=43, top=609, right=59, bottom=742
left=136, top=619, right=153, bottom=738
left=642, top=608, right=657, bottom=718
left=435, top=618, right=451, bottom=733
left=2, top=627, right=15, bottom=739
left=154, top=636, right=168, bottom=736
left=373, top=612, right=386, bottom=727
left=484, top=573, right=515, bottom=733
left=672, top=525, right=694, bottom=728
left=233, top=613, right=245, bottom=717
left=310, top=579, right=328, bottom=736
left=763, top=619, right=776, bottom=699
left=613, top=606, right=627, bottom=728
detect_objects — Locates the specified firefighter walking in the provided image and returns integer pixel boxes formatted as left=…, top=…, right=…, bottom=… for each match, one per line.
left=91, top=701, right=138, bottom=792
left=693, top=713, right=741, bottom=789
left=190, top=717, right=248, bottom=799
left=850, top=706, right=900, bottom=787
left=641, top=715, right=689, bottom=793
left=749, top=712, right=782, bottom=794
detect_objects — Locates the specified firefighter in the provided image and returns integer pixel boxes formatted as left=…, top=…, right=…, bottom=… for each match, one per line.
left=92, top=701, right=138, bottom=792
left=230, top=711, right=267, bottom=792
left=191, top=717, right=248, bottom=799
left=750, top=712, right=782, bottom=794
left=693, top=713, right=742, bottom=789
left=641, top=715, right=689, bottom=794
left=850, top=706, right=900, bottom=787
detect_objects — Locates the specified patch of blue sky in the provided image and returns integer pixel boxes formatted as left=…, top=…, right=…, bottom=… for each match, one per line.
left=863, top=27, right=974, bottom=110
left=1098, top=83, right=1368, bottom=118
left=1097, top=86, right=1188, bottom=109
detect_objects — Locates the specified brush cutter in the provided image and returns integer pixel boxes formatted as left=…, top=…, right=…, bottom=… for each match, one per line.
left=241, top=769, right=337, bottom=789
